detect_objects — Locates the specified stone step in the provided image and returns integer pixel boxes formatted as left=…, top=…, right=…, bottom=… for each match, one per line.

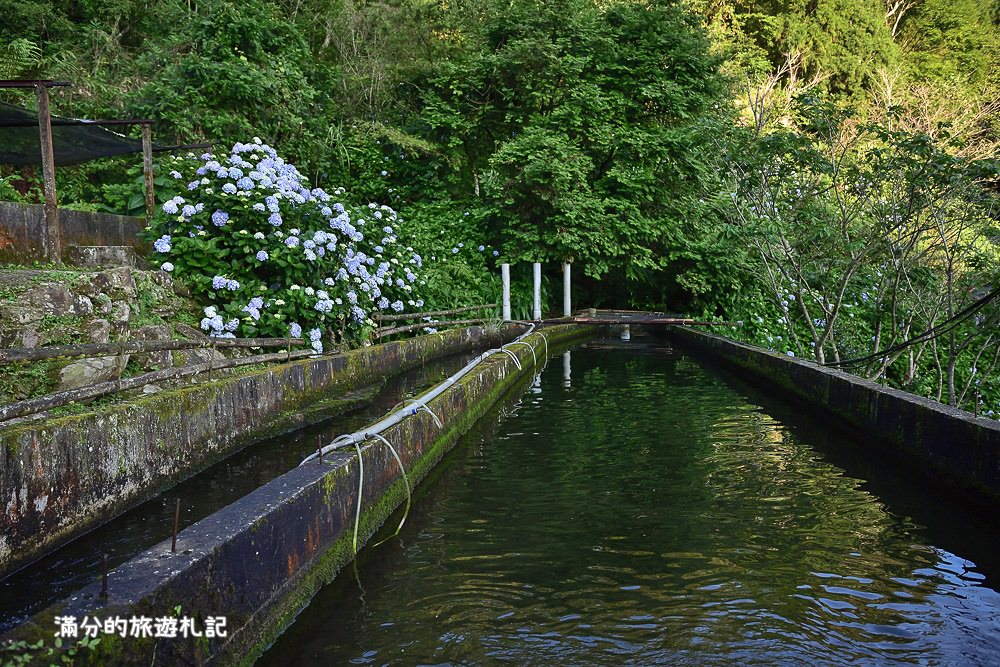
left=65, top=245, right=151, bottom=270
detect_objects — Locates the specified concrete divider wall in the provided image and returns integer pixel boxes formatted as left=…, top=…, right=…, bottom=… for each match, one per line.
left=0, top=325, right=507, bottom=578
left=667, top=326, right=1000, bottom=508
left=3, top=324, right=595, bottom=665
left=0, top=202, right=147, bottom=263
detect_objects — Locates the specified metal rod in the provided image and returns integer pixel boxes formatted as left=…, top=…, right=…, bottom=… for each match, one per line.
left=0, top=80, right=71, bottom=88
left=100, top=554, right=109, bottom=598
left=142, top=123, right=155, bottom=220
left=0, top=336, right=304, bottom=366
left=375, top=318, right=489, bottom=338
left=35, top=82, right=61, bottom=265
left=501, top=264, right=512, bottom=321
left=171, top=498, right=180, bottom=553
left=563, top=262, right=572, bottom=317
left=533, top=263, right=542, bottom=321
left=374, top=304, right=496, bottom=322
left=317, top=434, right=323, bottom=465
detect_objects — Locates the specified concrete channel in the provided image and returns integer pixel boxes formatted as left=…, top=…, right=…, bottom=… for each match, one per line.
left=1, top=325, right=509, bottom=578
left=667, top=326, right=1000, bottom=512
left=2, top=323, right=593, bottom=665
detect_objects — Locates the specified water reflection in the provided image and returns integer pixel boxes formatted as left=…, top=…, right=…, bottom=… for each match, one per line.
left=261, top=342, right=1000, bottom=666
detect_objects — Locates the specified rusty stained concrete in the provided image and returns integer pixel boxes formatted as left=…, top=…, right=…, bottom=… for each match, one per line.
left=1, top=324, right=593, bottom=665
left=0, top=325, right=508, bottom=578
left=0, top=202, right=148, bottom=264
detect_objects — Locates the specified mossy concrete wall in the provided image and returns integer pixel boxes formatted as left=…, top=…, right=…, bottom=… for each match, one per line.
left=0, top=202, right=147, bottom=264
left=0, top=325, right=508, bottom=578
left=3, top=324, right=593, bottom=665
left=668, top=326, right=1000, bottom=509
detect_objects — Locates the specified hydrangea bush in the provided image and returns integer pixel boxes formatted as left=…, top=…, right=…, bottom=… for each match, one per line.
left=146, top=139, right=426, bottom=350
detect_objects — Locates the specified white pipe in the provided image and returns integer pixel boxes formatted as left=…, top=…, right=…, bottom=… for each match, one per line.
left=301, top=322, right=538, bottom=465
left=532, top=262, right=542, bottom=320
left=563, top=262, right=571, bottom=317
left=501, top=263, right=512, bottom=321
left=563, top=350, right=571, bottom=387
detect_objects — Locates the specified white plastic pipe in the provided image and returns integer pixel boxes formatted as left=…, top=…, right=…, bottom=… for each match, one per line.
left=562, top=261, right=572, bottom=317
left=532, top=262, right=542, bottom=321
left=501, top=263, right=512, bottom=321
left=301, top=322, right=538, bottom=465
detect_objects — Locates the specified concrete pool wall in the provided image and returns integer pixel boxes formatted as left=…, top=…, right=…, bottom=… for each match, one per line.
left=667, top=326, right=1000, bottom=510
left=2, top=324, right=595, bottom=665
left=0, top=325, right=512, bottom=578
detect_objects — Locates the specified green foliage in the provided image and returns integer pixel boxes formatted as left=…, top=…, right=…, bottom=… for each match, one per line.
left=410, top=0, right=732, bottom=310
left=144, top=142, right=427, bottom=348
left=721, top=95, right=1000, bottom=411
left=1, top=634, right=100, bottom=666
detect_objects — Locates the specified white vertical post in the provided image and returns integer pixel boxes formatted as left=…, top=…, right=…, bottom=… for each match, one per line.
left=562, top=261, right=572, bottom=317
left=501, top=263, right=511, bottom=321
left=563, top=351, right=571, bottom=387
left=532, top=262, right=542, bottom=320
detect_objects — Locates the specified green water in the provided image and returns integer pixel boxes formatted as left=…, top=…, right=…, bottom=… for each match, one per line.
left=261, top=339, right=1000, bottom=666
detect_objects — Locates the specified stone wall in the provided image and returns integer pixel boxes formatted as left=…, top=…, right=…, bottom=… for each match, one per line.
left=0, top=325, right=510, bottom=578
left=667, top=326, right=1000, bottom=510
left=0, top=202, right=146, bottom=264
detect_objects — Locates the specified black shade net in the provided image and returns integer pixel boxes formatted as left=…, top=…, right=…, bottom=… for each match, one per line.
left=0, top=102, right=191, bottom=167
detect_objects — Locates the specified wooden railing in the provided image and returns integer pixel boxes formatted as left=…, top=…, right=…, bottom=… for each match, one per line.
left=374, top=304, right=497, bottom=339
left=0, top=337, right=306, bottom=423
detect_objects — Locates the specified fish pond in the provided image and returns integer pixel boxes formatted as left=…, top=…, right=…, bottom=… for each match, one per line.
left=262, top=337, right=1000, bottom=666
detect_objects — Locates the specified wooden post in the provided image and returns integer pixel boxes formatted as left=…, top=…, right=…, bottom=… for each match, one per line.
left=142, top=122, right=155, bottom=220
left=562, top=261, right=572, bottom=317
left=501, top=263, right=512, bottom=321
left=35, top=83, right=61, bottom=265
left=532, top=262, right=542, bottom=321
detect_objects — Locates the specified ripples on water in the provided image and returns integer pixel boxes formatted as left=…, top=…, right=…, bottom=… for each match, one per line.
left=261, top=341, right=1000, bottom=666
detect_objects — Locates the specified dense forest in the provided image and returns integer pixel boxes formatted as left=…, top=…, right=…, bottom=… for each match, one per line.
left=1, top=0, right=999, bottom=411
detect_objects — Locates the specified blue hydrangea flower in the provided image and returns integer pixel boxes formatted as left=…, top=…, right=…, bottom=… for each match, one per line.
left=256, top=250, right=269, bottom=261
left=211, top=210, right=229, bottom=227
left=237, top=177, right=254, bottom=190
left=153, top=235, right=172, bottom=253
left=391, top=300, right=404, bottom=312
left=269, top=212, right=283, bottom=226
left=222, top=183, right=237, bottom=194
left=252, top=203, right=266, bottom=212
left=309, top=328, right=322, bottom=342
left=160, top=262, right=174, bottom=272
left=226, top=279, right=240, bottom=291
left=289, top=322, right=303, bottom=339
left=212, top=275, right=228, bottom=290
left=181, top=204, right=197, bottom=217
left=285, top=236, right=299, bottom=248
left=492, top=250, right=500, bottom=257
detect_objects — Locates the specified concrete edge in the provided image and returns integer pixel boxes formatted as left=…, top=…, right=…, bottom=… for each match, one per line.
left=666, top=326, right=1000, bottom=510
left=0, top=325, right=509, bottom=578
left=2, top=325, right=597, bottom=665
